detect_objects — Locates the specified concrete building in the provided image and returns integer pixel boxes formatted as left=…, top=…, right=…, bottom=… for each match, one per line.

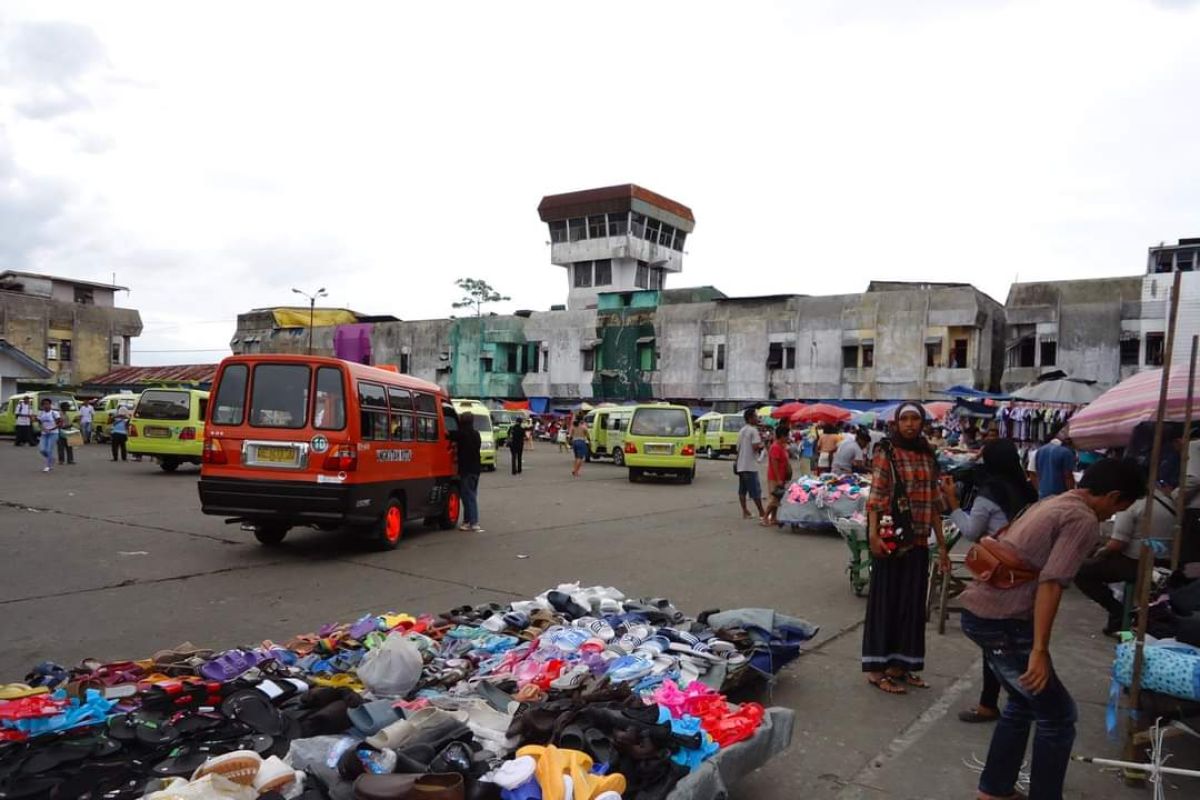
left=538, top=185, right=694, bottom=311
left=1147, top=237, right=1200, bottom=365
left=0, top=339, right=53, bottom=401
left=0, top=271, right=142, bottom=388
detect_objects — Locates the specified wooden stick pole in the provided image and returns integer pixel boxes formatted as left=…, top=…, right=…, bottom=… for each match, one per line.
left=1171, top=335, right=1197, bottom=571
left=1123, top=270, right=1182, bottom=761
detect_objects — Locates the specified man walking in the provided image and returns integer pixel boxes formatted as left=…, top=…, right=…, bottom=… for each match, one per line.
left=508, top=416, right=525, bottom=475
left=1034, top=435, right=1076, bottom=499
left=455, top=412, right=484, bottom=532
left=14, top=396, right=34, bottom=446
left=958, top=459, right=1143, bottom=800
left=79, top=401, right=94, bottom=444
left=735, top=408, right=766, bottom=521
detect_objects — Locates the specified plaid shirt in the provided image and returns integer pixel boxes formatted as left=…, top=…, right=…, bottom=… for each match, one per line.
left=866, top=443, right=942, bottom=545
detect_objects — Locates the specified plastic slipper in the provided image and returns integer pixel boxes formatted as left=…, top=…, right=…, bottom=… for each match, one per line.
left=253, top=755, right=296, bottom=794
left=0, top=683, right=49, bottom=700
left=549, top=664, right=590, bottom=691
left=606, top=655, right=652, bottom=683
left=191, top=749, right=263, bottom=786
left=348, top=699, right=403, bottom=736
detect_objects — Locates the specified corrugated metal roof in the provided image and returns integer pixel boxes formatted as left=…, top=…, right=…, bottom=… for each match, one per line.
left=537, top=184, right=695, bottom=226
left=85, top=364, right=218, bottom=386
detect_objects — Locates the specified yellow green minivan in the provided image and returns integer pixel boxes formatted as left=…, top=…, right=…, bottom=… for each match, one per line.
left=91, top=393, right=140, bottom=442
left=127, top=388, right=209, bottom=471
left=696, top=412, right=743, bottom=460
left=588, top=407, right=634, bottom=464
left=451, top=399, right=496, bottom=470
left=0, top=391, right=81, bottom=434
left=622, top=403, right=696, bottom=483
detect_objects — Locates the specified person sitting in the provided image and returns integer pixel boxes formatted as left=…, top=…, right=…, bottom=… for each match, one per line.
left=831, top=429, right=871, bottom=475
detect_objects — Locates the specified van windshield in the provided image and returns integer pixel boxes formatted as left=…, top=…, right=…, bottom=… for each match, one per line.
left=138, top=390, right=191, bottom=421
left=631, top=408, right=690, bottom=437
left=473, top=415, right=493, bottom=432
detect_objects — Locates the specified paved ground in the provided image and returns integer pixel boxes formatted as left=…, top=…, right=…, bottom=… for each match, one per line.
left=0, top=441, right=1196, bottom=797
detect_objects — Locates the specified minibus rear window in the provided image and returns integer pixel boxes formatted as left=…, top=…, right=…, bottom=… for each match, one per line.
left=250, top=364, right=310, bottom=428
left=314, top=367, right=346, bottom=430
left=212, top=364, right=247, bottom=425
left=723, top=415, right=743, bottom=431
left=630, top=408, right=690, bottom=437
left=138, top=390, right=191, bottom=421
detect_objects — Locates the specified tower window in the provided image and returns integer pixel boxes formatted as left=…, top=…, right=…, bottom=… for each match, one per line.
left=643, top=218, right=660, bottom=242
left=635, top=261, right=649, bottom=289
left=630, top=212, right=646, bottom=238
left=549, top=220, right=567, bottom=243
left=658, top=224, right=675, bottom=248
left=587, top=215, right=607, bottom=239
left=649, top=268, right=664, bottom=290
left=593, top=259, right=612, bottom=286
left=607, top=212, right=628, bottom=237
left=573, top=263, right=592, bottom=288
left=73, top=287, right=94, bottom=305
left=567, top=218, right=586, bottom=242
left=672, top=231, right=686, bottom=252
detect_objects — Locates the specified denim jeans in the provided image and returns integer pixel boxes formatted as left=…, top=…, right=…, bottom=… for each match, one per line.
left=460, top=473, right=480, bottom=526
left=961, top=610, right=1078, bottom=800
left=38, top=432, right=58, bottom=469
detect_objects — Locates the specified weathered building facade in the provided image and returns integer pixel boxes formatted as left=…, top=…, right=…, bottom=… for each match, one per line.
left=0, top=271, right=142, bottom=391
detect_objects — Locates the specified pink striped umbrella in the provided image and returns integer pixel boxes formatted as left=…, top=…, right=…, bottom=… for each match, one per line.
left=1065, top=368, right=1200, bottom=449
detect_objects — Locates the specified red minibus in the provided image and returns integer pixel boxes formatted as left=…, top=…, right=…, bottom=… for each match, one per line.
left=198, top=355, right=460, bottom=548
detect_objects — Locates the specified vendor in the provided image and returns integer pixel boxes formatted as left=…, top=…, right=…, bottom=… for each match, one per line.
left=1074, top=482, right=1176, bottom=637
left=832, top=429, right=871, bottom=475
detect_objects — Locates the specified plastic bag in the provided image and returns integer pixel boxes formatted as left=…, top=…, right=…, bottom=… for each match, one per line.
left=356, top=633, right=422, bottom=698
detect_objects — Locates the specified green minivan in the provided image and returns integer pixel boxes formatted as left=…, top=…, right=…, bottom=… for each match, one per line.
left=622, top=403, right=696, bottom=483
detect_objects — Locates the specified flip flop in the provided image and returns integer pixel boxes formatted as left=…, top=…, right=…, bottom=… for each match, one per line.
left=0, top=683, right=49, bottom=700
left=867, top=675, right=907, bottom=695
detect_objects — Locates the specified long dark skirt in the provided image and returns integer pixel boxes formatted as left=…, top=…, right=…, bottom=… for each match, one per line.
left=861, top=547, right=929, bottom=674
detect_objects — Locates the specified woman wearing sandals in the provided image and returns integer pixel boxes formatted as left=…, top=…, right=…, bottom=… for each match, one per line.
left=940, top=440, right=1037, bottom=723
left=862, top=402, right=950, bottom=695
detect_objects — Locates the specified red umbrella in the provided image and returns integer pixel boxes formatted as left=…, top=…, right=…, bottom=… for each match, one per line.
left=791, top=403, right=851, bottom=425
left=771, top=402, right=806, bottom=419
left=925, top=401, right=953, bottom=421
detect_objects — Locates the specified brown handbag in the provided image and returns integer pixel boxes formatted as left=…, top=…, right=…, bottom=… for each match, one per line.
left=965, top=534, right=1039, bottom=589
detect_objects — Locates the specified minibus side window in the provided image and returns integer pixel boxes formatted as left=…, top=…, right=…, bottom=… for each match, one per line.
left=198, top=398, right=208, bottom=422
left=314, top=367, right=346, bottom=430
left=250, top=364, right=310, bottom=428
left=414, top=392, right=438, bottom=441
left=442, top=403, right=458, bottom=439
left=358, top=382, right=388, bottom=441
left=388, top=387, right=414, bottom=441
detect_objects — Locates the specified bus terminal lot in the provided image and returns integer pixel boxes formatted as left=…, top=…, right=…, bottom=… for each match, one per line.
left=0, top=442, right=1187, bottom=798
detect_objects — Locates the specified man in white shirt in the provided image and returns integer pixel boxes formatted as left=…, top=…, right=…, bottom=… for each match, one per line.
left=1074, top=484, right=1177, bottom=635
left=14, top=398, right=34, bottom=447
left=735, top=408, right=766, bottom=521
left=831, top=429, right=871, bottom=475
left=79, top=402, right=94, bottom=444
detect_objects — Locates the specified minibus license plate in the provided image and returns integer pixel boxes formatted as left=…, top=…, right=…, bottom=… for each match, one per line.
left=255, top=445, right=296, bottom=464
left=646, top=444, right=673, bottom=455
left=144, top=426, right=170, bottom=438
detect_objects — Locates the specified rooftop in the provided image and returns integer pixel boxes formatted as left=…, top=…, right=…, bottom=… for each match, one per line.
left=84, top=364, right=217, bottom=387
left=537, top=184, right=695, bottom=228
left=0, top=270, right=129, bottom=292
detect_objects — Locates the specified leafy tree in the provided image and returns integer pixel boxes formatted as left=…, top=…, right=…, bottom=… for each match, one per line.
left=451, top=278, right=510, bottom=317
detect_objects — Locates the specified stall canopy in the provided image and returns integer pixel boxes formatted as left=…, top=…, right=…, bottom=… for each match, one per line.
left=1010, top=378, right=1101, bottom=405
left=771, top=402, right=806, bottom=419
left=527, top=397, right=550, bottom=415
left=502, top=400, right=530, bottom=411
left=1067, top=368, right=1200, bottom=449
left=792, top=403, right=852, bottom=425
left=937, top=385, right=1011, bottom=400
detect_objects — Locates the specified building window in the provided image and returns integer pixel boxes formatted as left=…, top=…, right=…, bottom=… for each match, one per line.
left=480, top=355, right=493, bottom=373
left=716, top=343, right=725, bottom=371
left=1146, top=332, right=1165, bottom=366
left=842, top=345, right=858, bottom=369
left=950, top=338, right=969, bottom=368
left=630, top=212, right=646, bottom=238
left=59, top=340, right=72, bottom=362
left=1120, top=337, right=1140, bottom=366
left=399, top=353, right=410, bottom=373
left=651, top=268, right=665, bottom=290
left=658, top=224, right=675, bottom=248
left=47, top=342, right=59, bottom=361
left=73, top=287, right=94, bottom=305
left=548, top=220, right=567, bottom=244
left=672, top=231, right=686, bottom=252
left=785, top=345, right=796, bottom=369
left=593, top=259, right=612, bottom=286
left=861, top=344, right=874, bottom=369
left=112, top=341, right=122, bottom=364
left=573, top=262, right=592, bottom=288
left=643, top=218, right=660, bottom=242
left=767, top=343, right=783, bottom=369
left=506, top=345, right=519, bottom=373
left=702, top=335, right=726, bottom=371
left=607, top=212, right=628, bottom=237
left=568, top=217, right=586, bottom=242
left=639, top=341, right=657, bottom=371
left=635, top=261, right=649, bottom=289
left=581, top=348, right=595, bottom=371
left=925, top=341, right=943, bottom=368
left=1007, top=337, right=1035, bottom=368
left=1040, top=340, right=1057, bottom=367
left=588, top=215, right=607, bottom=239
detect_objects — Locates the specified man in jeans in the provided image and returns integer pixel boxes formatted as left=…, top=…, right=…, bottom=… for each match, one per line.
left=734, top=408, right=766, bottom=521
left=959, top=459, right=1144, bottom=800
left=454, top=412, right=484, bottom=533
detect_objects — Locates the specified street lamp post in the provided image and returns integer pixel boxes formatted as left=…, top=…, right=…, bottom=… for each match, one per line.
left=291, top=287, right=328, bottom=355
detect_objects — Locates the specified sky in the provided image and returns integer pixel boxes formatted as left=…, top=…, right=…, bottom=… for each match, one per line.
left=2, top=0, right=1199, bottom=366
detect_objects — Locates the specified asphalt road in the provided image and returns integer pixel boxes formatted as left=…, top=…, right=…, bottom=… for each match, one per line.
left=0, top=441, right=1192, bottom=797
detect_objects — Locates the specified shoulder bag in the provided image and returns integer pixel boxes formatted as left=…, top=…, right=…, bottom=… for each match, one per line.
left=964, top=503, right=1040, bottom=588
left=878, top=441, right=917, bottom=556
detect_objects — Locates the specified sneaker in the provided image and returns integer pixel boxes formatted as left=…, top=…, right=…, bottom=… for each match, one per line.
left=42, top=467, right=51, bottom=473
left=458, top=524, right=472, bottom=532
left=469, top=525, right=486, bottom=533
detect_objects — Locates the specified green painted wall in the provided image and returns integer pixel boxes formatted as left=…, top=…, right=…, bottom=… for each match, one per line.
left=593, top=297, right=659, bottom=401
left=448, top=316, right=529, bottom=399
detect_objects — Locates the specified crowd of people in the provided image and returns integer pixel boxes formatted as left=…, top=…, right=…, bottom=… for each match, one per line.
left=14, top=397, right=134, bottom=471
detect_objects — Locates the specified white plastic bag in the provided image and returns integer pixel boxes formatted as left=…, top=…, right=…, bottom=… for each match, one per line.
left=356, top=633, right=422, bottom=698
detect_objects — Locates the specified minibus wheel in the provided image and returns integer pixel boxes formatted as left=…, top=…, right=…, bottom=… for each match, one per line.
left=439, top=487, right=461, bottom=530
left=628, top=468, right=642, bottom=483
left=159, top=458, right=179, bottom=473
left=377, top=498, right=405, bottom=550
left=612, top=448, right=625, bottom=467
left=682, top=467, right=696, bottom=485
left=254, top=523, right=288, bottom=546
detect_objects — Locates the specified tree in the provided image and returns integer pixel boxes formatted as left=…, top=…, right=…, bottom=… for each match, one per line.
left=451, top=278, right=510, bottom=317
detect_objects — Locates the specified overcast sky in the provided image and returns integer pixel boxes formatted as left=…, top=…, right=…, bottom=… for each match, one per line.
left=2, top=0, right=1199, bottom=366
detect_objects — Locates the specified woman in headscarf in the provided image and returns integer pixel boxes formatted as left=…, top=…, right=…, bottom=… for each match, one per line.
left=863, top=402, right=950, bottom=694
left=940, top=439, right=1038, bottom=722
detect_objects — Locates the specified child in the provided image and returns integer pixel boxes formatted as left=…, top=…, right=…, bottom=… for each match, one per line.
left=764, top=421, right=793, bottom=526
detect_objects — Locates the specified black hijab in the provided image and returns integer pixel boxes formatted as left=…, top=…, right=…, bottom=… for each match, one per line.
left=976, top=439, right=1037, bottom=521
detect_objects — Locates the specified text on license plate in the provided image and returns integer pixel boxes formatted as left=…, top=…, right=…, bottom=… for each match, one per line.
left=646, top=444, right=673, bottom=455
left=255, top=446, right=296, bottom=463
left=144, top=426, right=170, bottom=438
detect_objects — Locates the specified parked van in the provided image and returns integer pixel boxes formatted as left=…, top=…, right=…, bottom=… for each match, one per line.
left=0, top=392, right=81, bottom=434
left=696, top=412, right=744, bottom=459
left=450, top=399, right=497, bottom=470
left=91, top=393, right=140, bottom=442
left=200, top=355, right=461, bottom=548
left=127, top=388, right=209, bottom=471
left=587, top=407, right=634, bottom=464
left=622, top=403, right=696, bottom=483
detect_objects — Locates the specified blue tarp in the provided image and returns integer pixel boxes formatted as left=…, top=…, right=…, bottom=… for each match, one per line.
left=528, top=397, right=550, bottom=415
left=937, top=385, right=1010, bottom=400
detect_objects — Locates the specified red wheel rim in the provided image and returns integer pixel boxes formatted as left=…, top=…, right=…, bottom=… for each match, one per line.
left=385, top=506, right=402, bottom=543
left=447, top=492, right=460, bottom=522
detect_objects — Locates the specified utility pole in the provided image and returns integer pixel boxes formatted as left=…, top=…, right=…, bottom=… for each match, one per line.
left=291, top=287, right=327, bottom=355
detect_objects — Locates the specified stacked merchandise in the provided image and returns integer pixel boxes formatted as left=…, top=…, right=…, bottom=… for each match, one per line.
left=994, top=403, right=1078, bottom=444
left=1112, top=572, right=1200, bottom=708
left=775, top=474, right=870, bottom=532
left=0, top=585, right=810, bottom=800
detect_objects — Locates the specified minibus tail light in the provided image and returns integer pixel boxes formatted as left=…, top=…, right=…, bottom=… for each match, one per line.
left=323, top=446, right=358, bottom=472
left=202, top=437, right=227, bottom=465
left=624, top=442, right=637, bottom=454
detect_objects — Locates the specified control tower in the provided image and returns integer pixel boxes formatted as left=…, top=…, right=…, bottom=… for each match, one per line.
left=537, top=184, right=695, bottom=310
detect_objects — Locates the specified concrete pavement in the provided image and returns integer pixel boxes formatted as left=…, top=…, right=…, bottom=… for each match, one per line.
left=0, top=440, right=1194, bottom=797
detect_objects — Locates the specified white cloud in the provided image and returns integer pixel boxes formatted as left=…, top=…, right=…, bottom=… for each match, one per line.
left=1, top=0, right=1198, bottom=365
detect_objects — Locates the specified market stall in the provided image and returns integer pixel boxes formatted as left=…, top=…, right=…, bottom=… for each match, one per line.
left=0, top=584, right=811, bottom=800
